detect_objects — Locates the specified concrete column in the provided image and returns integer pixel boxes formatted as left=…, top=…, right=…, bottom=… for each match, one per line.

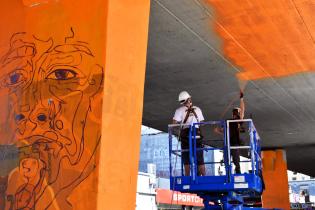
left=97, top=1, right=151, bottom=210
left=261, top=149, right=290, bottom=210
left=0, top=0, right=150, bottom=209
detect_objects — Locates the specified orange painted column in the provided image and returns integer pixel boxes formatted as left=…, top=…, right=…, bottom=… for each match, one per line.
left=0, top=1, right=108, bottom=210
left=97, top=1, right=150, bottom=210
left=0, top=0, right=150, bottom=210
left=261, top=150, right=290, bottom=210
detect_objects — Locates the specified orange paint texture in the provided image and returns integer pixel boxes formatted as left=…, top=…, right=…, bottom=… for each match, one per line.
left=97, top=1, right=151, bottom=209
left=205, top=0, right=315, bottom=81
left=261, top=150, right=290, bottom=209
left=0, top=0, right=106, bottom=209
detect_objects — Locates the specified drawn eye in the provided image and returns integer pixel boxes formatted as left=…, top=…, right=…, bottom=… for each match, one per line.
left=10, top=73, right=21, bottom=84
left=2, top=71, right=25, bottom=87
left=46, top=69, right=77, bottom=80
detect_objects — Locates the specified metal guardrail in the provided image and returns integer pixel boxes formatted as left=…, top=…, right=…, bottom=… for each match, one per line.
left=168, top=120, right=265, bottom=210
left=168, top=119, right=262, bottom=183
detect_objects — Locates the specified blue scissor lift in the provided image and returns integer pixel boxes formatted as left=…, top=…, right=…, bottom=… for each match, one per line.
left=169, top=119, right=267, bottom=210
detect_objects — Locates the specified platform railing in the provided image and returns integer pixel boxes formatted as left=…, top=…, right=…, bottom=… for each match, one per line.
left=168, top=119, right=262, bottom=186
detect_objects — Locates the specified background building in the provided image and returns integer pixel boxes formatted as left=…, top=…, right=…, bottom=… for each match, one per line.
left=139, top=129, right=215, bottom=178
left=288, top=170, right=315, bottom=206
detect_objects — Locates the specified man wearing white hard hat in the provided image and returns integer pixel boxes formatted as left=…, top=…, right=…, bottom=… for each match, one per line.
left=172, top=91, right=206, bottom=176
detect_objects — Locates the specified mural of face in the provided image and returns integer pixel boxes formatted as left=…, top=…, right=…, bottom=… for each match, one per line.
left=0, top=30, right=104, bottom=210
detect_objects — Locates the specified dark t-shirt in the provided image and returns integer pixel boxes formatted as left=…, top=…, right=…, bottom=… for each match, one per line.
left=227, top=120, right=241, bottom=146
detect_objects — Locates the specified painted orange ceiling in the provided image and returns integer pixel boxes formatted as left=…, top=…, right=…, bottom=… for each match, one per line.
left=205, top=0, right=315, bottom=81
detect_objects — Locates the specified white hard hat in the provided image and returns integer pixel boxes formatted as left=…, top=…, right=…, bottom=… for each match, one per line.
left=178, top=91, right=191, bottom=104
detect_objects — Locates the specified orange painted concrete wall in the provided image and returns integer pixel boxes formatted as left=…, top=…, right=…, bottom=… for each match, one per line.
left=0, top=0, right=150, bottom=209
left=97, top=0, right=150, bottom=210
left=261, top=150, right=290, bottom=210
left=0, top=1, right=107, bottom=209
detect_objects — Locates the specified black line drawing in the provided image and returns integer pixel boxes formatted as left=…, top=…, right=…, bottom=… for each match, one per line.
left=0, top=28, right=104, bottom=210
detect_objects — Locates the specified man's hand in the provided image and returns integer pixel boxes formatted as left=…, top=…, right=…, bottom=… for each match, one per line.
left=214, top=127, right=223, bottom=135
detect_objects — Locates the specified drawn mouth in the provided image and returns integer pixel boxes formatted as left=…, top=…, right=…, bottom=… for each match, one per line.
left=17, top=135, right=63, bottom=159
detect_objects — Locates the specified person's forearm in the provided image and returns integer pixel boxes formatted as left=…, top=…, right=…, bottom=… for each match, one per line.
left=240, top=90, right=245, bottom=119
left=240, top=98, right=245, bottom=119
left=214, top=127, right=223, bottom=135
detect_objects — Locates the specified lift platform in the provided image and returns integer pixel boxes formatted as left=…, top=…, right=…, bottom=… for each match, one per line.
left=168, top=119, right=272, bottom=210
